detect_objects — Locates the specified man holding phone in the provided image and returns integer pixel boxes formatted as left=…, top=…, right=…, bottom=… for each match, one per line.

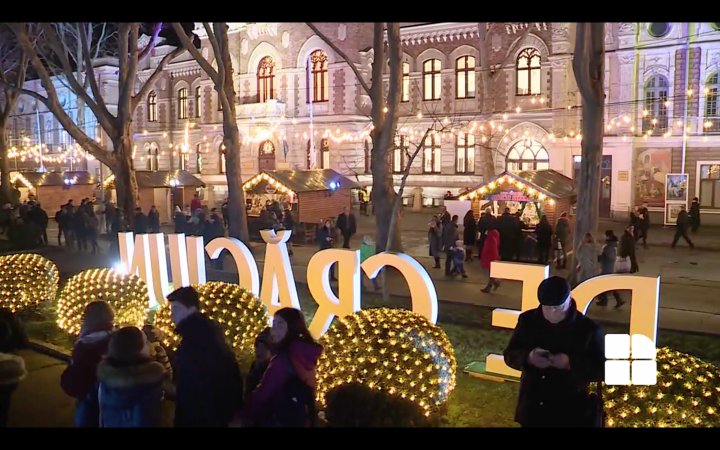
left=503, top=276, right=605, bottom=427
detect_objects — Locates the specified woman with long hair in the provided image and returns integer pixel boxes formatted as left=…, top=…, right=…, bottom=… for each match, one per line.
left=244, top=308, right=323, bottom=427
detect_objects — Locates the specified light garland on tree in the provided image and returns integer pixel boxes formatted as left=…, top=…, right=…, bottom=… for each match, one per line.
left=316, top=308, right=457, bottom=417
left=56, top=268, right=149, bottom=335
left=0, top=254, right=59, bottom=313
left=603, top=347, right=720, bottom=428
left=459, top=174, right=556, bottom=206
left=153, top=282, right=269, bottom=355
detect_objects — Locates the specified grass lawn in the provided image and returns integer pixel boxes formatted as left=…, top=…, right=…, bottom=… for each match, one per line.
left=17, top=283, right=720, bottom=428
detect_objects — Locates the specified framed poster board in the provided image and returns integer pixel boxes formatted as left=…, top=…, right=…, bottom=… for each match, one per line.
left=664, top=202, right=684, bottom=225
left=665, top=173, right=688, bottom=203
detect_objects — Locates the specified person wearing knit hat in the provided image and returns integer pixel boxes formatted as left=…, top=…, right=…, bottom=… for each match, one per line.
left=503, top=276, right=605, bottom=427
left=61, top=300, right=115, bottom=427
left=97, top=326, right=164, bottom=427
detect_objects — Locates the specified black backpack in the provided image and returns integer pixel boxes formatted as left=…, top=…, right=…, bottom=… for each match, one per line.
left=269, top=358, right=315, bottom=427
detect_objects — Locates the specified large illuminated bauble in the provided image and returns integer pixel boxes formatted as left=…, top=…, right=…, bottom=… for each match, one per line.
left=0, top=253, right=59, bottom=312
left=57, top=268, right=149, bottom=335
left=604, top=347, right=720, bottom=427
left=153, top=282, right=269, bottom=355
left=316, top=308, right=457, bottom=416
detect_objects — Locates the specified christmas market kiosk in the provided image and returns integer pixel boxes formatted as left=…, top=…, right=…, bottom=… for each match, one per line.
left=11, top=170, right=97, bottom=214
left=459, top=169, right=576, bottom=227
left=243, top=168, right=361, bottom=242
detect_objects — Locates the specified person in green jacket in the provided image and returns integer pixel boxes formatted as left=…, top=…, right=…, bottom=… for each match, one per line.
left=360, top=236, right=380, bottom=291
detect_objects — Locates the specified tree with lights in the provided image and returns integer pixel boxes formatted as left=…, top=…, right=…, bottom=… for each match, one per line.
left=0, top=26, right=30, bottom=204
left=1, top=23, right=185, bottom=224
left=171, top=23, right=250, bottom=242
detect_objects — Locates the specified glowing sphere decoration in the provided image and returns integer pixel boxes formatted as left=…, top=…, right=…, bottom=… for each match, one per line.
left=604, top=347, right=720, bottom=427
left=0, top=253, right=59, bottom=312
left=316, top=308, right=457, bottom=416
left=57, top=268, right=149, bottom=335
left=153, top=282, right=269, bottom=355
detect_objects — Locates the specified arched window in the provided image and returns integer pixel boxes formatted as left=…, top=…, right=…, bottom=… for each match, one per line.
left=516, top=48, right=541, bottom=96
left=393, top=134, right=408, bottom=173
left=195, top=87, right=202, bottom=118
left=401, top=62, right=410, bottom=102
left=423, top=134, right=442, bottom=173
left=147, top=91, right=157, bottom=122
left=259, top=139, right=276, bottom=171
left=177, top=87, right=188, bottom=119
left=505, top=139, right=549, bottom=172
left=257, top=56, right=276, bottom=103
left=643, top=75, right=669, bottom=133
left=455, top=132, right=475, bottom=173
left=705, top=72, right=719, bottom=132
left=179, top=147, right=187, bottom=171
left=195, top=143, right=203, bottom=174
left=308, top=50, right=329, bottom=103
left=219, top=143, right=226, bottom=174
left=456, top=56, right=476, bottom=99
left=423, top=59, right=441, bottom=101
left=147, top=143, right=159, bottom=171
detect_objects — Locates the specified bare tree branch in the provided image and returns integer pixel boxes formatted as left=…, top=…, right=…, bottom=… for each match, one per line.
left=307, top=22, right=371, bottom=97
left=132, top=46, right=184, bottom=112
left=170, top=23, right=218, bottom=80
left=137, top=23, right=162, bottom=63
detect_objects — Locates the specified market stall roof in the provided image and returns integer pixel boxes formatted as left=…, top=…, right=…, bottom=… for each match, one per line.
left=103, top=170, right=205, bottom=189
left=10, top=171, right=95, bottom=189
left=243, top=169, right=361, bottom=195
left=459, top=169, right=576, bottom=203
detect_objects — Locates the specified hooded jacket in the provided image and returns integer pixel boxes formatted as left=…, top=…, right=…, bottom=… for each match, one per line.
left=97, top=359, right=165, bottom=427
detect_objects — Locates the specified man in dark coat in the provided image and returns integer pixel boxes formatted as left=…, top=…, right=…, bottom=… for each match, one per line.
left=168, top=286, right=244, bottom=427
left=134, top=208, right=148, bottom=234
left=671, top=205, right=695, bottom=249
left=689, top=197, right=701, bottom=233
left=637, top=203, right=650, bottom=249
left=336, top=206, right=357, bottom=249
left=496, top=208, right=517, bottom=261
left=442, top=214, right=459, bottom=277
left=148, top=205, right=161, bottom=233
left=504, top=276, right=605, bottom=427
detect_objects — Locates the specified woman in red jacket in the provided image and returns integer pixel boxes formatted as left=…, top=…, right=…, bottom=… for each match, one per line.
left=244, top=308, right=322, bottom=427
left=60, top=301, right=114, bottom=427
left=480, top=229, right=501, bottom=293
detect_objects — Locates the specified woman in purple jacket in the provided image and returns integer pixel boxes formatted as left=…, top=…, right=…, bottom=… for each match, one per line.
left=244, top=308, right=323, bottom=427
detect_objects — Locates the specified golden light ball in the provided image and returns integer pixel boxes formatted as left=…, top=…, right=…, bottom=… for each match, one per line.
left=153, top=282, right=269, bottom=356
left=56, top=268, right=149, bottom=335
left=603, top=347, right=720, bottom=427
left=0, top=253, right=59, bottom=312
left=316, top=308, right=457, bottom=416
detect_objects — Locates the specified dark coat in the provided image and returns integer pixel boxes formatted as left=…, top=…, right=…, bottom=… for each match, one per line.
left=462, top=213, right=477, bottom=246
left=689, top=201, right=701, bottom=228
left=441, top=221, right=458, bottom=251
left=61, top=329, right=112, bottom=427
left=336, top=212, right=357, bottom=236
left=134, top=213, right=148, bottom=234
left=599, top=237, right=619, bottom=275
left=317, top=226, right=334, bottom=250
left=148, top=209, right=160, bottom=232
left=676, top=210, right=690, bottom=229
left=638, top=207, right=650, bottom=229
left=428, top=224, right=442, bottom=258
left=619, top=231, right=639, bottom=273
left=173, top=312, right=243, bottom=427
left=503, top=300, right=605, bottom=427
left=535, top=219, right=553, bottom=249
left=496, top=213, right=518, bottom=258
left=0, top=352, right=26, bottom=427
left=555, top=217, right=570, bottom=242
left=97, top=359, right=165, bottom=427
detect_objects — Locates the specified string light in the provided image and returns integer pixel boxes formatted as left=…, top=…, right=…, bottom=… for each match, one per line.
left=56, top=268, right=149, bottom=335
left=0, top=254, right=59, bottom=313
left=153, top=282, right=269, bottom=355
left=316, top=308, right=457, bottom=417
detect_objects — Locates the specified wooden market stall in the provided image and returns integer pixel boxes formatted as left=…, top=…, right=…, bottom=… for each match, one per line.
left=243, top=168, right=361, bottom=243
left=104, top=170, right=205, bottom=224
left=11, top=170, right=97, bottom=214
left=460, top=169, right=576, bottom=227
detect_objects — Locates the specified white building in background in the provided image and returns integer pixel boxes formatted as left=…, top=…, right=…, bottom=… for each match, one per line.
left=11, top=23, right=720, bottom=224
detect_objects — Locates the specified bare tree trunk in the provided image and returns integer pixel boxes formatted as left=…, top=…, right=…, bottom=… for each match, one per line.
left=113, top=128, right=138, bottom=226
left=0, top=126, right=11, bottom=201
left=223, top=112, right=249, bottom=241
left=572, top=23, right=605, bottom=262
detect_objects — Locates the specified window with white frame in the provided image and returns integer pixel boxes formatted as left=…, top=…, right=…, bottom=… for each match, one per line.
left=195, top=87, right=202, bottom=118
left=423, top=59, right=441, bottom=101
left=455, top=132, right=475, bottom=173
left=219, top=144, right=226, bottom=174
left=195, top=143, right=203, bottom=174
left=505, top=139, right=549, bottom=172
left=177, top=87, right=188, bottom=119
left=320, top=138, right=330, bottom=169
left=699, top=163, right=720, bottom=208
left=516, top=48, right=541, bottom=96
left=308, top=50, right=329, bottom=103
left=147, top=91, right=157, bottom=122
left=643, top=75, right=669, bottom=133
left=705, top=72, right=719, bottom=132
left=257, top=56, right=276, bottom=103
left=147, top=143, right=159, bottom=171
left=179, top=148, right=187, bottom=171
left=423, top=134, right=442, bottom=173
left=393, top=134, right=408, bottom=173
left=456, top=56, right=476, bottom=99
left=401, top=62, right=410, bottom=102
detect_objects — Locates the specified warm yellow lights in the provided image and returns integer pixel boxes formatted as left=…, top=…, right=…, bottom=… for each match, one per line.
left=56, top=268, right=149, bottom=335
left=153, top=282, right=269, bottom=355
left=316, top=308, right=456, bottom=417
left=0, top=254, right=59, bottom=313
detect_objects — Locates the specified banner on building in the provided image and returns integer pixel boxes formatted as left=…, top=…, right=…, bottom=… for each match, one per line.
left=634, top=148, right=671, bottom=207
left=664, top=173, right=688, bottom=226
